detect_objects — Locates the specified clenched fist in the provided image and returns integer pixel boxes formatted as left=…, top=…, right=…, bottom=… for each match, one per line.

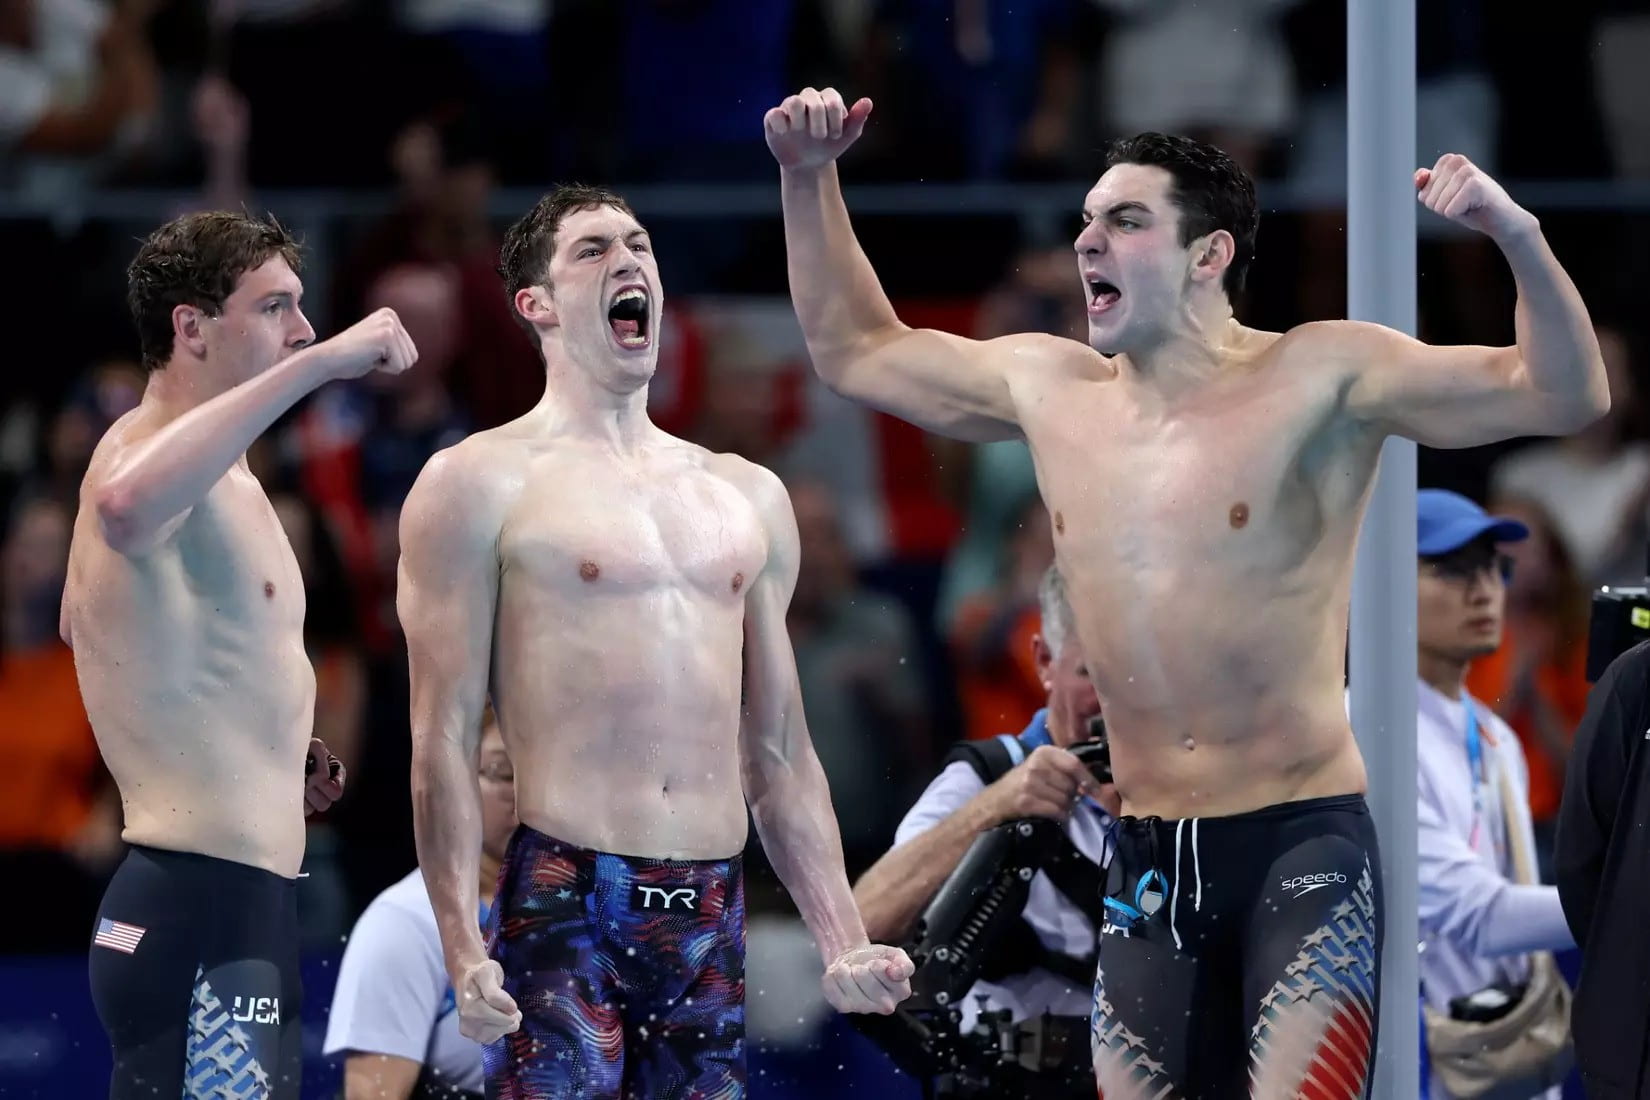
left=1415, top=154, right=1537, bottom=242
left=454, top=958, right=522, bottom=1044
left=764, top=87, right=873, bottom=171
left=980, top=744, right=1102, bottom=827
left=311, top=307, right=418, bottom=382
left=822, top=943, right=914, bottom=1015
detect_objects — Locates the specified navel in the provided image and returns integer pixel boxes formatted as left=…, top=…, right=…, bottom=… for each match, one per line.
left=1228, top=502, right=1250, bottom=529
left=731, top=571, right=745, bottom=593
left=579, top=560, right=601, bottom=582
left=1054, top=511, right=1065, bottom=535
left=264, top=580, right=276, bottom=599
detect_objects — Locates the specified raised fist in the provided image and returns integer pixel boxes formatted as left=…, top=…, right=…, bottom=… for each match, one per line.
left=1415, top=154, right=1536, bottom=241
left=764, top=87, right=873, bottom=171
left=313, top=307, right=418, bottom=382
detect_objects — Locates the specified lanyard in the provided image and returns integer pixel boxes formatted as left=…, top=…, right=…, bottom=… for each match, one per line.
left=1462, top=700, right=1501, bottom=867
left=1464, top=699, right=1483, bottom=849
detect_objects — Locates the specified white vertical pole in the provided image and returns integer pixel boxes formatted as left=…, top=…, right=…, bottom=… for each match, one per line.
left=1347, top=0, right=1419, bottom=1095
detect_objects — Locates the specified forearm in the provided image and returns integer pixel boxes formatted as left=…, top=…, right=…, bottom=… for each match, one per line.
left=1499, top=225, right=1609, bottom=419
left=412, top=732, right=487, bottom=975
left=778, top=164, right=905, bottom=374
left=854, top=795, right=998, bottom=944
left=97, top=353, right=329, bottom=545
left=748, top=745, right=866, bottom=962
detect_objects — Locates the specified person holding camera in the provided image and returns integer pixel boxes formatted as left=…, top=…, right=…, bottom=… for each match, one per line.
left=1414, top=490, right=1576, bottom=1100
left=1554, top=637, right=1650, bottom=1100
left=853, top=565, right=1115, bottom=1097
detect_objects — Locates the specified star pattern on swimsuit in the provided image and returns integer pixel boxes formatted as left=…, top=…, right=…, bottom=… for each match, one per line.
left=557, top=889, right=573, bottom=900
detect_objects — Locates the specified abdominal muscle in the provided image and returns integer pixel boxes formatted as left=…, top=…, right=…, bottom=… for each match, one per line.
left=1071, top=571, right=1368, bottom=821
left=492, top=589, right=753, bottom=861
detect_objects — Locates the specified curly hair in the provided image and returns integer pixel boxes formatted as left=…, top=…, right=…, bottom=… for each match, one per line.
left=1104, top=133, right=1259, bottom=298
left=126, top=211, right=302, bottom=372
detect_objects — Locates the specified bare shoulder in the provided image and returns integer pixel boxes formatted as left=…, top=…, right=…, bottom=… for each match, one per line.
left=80, top=406, right=155, bottom=490
left=402, top=428, right=527, bottom=542
left=696, top=446, right=788, bottom=517
left=1274, top=319, right=1401, bottom=366
left=1003, top=332, right=1111, bottom=380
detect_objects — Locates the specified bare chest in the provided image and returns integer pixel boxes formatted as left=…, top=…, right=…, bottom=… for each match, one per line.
left=174, top=473, right=306, bottom=625
left=1021, top=377, right=1362, bottom=578
left=505, top=462, right=767, bottom=597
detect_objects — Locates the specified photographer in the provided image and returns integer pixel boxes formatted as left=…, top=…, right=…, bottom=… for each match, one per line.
left=1554, top=639, right=1650, bottom=1099
left=853, top=566, right=1115, bottom=1098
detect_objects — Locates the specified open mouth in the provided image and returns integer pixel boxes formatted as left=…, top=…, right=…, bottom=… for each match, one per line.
left=608, top=286, right=651, bottom=349
left=1087, top=278, right=1122, bottom=315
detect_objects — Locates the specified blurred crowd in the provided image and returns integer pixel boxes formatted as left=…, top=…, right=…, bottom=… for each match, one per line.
left=4, top=0, right=1650, bottom=982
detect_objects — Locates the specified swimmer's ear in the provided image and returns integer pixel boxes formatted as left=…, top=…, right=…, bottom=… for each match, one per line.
left=513, top=286, right=557, bottom=330
left=172, top=303, right=211, bottom=361
left=1188, top=229, right=1235, bottom=289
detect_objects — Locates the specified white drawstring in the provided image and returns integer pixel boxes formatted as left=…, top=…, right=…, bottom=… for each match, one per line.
left=1192, top=818, right=1203, bottom=912
left=1170, top=819, right=1186, bottom=951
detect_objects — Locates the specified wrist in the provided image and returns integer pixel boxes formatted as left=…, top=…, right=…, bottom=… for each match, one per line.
left=1492, top=209, right=1542, bottom=250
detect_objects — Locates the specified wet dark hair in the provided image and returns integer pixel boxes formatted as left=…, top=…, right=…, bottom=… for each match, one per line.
left=126, top=211, right=302, bottom=372
left=497, top=184, right=638, bottom=328
left=1104, top=133, right=1259, bottom=298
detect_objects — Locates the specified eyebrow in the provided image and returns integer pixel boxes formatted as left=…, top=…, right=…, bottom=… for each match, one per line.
left=570, top=229, right=650, bottom=250
left=1102, top=200, right=1155, bottom=219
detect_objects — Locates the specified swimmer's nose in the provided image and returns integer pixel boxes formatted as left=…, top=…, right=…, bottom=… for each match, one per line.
left=290, top=308, right=317, bottom=349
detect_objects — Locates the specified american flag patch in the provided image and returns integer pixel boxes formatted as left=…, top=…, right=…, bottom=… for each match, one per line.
left=93, top=918, right=146, bottom=954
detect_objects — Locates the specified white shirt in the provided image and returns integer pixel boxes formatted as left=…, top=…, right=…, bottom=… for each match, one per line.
left=894, top=747, right=1113, bottom=1031
left=1415, top=680, right=1574, bottom=1100
left=323, top=870, right=485, bottom=1093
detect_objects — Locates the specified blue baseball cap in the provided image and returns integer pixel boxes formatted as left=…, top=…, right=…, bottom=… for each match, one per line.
left=1417, top=489, right=1528, bottom=557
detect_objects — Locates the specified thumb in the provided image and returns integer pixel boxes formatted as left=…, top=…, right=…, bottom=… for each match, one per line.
left=1414, top=168, right=1431, bottom=190
left=844, top=97, right=874, bottom=141
left=763, top=106, right=789, bottom=133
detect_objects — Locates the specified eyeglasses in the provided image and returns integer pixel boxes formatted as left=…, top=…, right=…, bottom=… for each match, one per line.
left=1421, top=548, right=1515, bottom=585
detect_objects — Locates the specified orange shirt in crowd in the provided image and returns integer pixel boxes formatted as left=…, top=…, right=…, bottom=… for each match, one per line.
left=952, top=598, right=1044, bottom=742
left=1465, top=628, right=1592, bottom=823
left=0, top=643, right=100, bottom=848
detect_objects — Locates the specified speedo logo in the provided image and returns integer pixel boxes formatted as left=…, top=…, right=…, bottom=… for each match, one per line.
left=1281, top=872, right=1347, bottom=898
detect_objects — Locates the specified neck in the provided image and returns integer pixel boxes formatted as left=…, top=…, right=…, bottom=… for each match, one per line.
left=146, top=358, right=229, bottom=417
left=536, top=345, right=655, bottom=450
left=1113, top=306, right=1239, bottom=398
left=1419, top=649, right=1468, bottom=700
left=478, top=854, right=501, bottom=906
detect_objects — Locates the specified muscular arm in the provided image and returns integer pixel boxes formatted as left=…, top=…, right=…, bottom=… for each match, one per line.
left=737, top=464, right=867, bottom=963
left=92, top=352, right=331, bottom=555
left=398, top=448, right=503, bottom=980
left=1340, top=227, right=1608, bottom=448
left=777, top=148, right=1024, bottom=441
left=854, top=790, right=999, bottom=944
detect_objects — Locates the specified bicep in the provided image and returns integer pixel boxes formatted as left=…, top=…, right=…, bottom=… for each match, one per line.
left=739, top=474, right=811, bottom=775
left=397, top=459, right=502, bottom=742
left=343, top=1054, right=422, bottom=1100
left=1342, top=326, right=1556, bottom=448
left=831, top=327, right=1031, bottom=443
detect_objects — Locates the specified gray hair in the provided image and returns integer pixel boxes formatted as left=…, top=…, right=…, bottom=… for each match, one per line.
left=1037, top=565, right=1079, bottom=658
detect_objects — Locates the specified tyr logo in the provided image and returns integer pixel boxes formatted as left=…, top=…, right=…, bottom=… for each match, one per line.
left=231, top=996, right=281, bottom=1025
left=634, top=886, right=699, bottom=911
